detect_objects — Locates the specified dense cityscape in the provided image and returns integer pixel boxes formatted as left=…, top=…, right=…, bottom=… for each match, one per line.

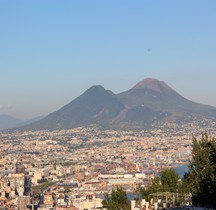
left=0, top=118, right=215, bottom=209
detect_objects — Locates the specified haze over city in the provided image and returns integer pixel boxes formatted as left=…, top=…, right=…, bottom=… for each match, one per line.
left=1, top=0, right=216, bottom=119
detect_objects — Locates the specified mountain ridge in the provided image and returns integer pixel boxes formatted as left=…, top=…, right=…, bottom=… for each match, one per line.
left=0, top=115, right=44, bottom=131
left=12, top=78, right=216, bottom=131
left=20, top=85, right=125, bottom=130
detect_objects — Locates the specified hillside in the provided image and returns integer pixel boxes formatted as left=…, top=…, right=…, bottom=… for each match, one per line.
left=16, top=78, right=216, bottom=131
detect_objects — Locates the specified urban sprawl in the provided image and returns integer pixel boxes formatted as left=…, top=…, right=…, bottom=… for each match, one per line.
left=0, top=118, right=215, bottom=210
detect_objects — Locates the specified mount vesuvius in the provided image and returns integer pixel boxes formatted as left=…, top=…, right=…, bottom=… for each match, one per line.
left=17, top=78, right=216, bottom=131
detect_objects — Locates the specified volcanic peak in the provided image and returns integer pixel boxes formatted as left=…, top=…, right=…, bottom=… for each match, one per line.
left=132, top=78, right=174, bottom=93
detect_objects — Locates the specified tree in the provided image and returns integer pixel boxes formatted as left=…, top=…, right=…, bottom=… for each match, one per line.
left=139, top=176, right=163, bottom=201
left=140, top=169, right=181, bottom=202
left=102, top=187, right=131, bottom=210
left=186, top=133, right=216, bottom=208
left=160, top=168, right=179, bottom=192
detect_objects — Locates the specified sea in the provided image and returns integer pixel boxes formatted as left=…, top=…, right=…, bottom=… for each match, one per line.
left=174, top=164, right=189, bottom=178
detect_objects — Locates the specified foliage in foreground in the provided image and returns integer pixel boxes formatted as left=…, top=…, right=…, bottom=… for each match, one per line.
left=140, top=168, right=188, bottom=203
left=140, top=134, right=216, bottom=208
left=102, top=187, right=131, bottom=210
left=186, top=133, right=216, bottom=208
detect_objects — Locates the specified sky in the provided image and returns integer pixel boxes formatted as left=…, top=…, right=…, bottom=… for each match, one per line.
left=0, top=0, right=216, bottom=119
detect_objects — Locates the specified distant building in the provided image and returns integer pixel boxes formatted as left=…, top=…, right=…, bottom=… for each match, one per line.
left=17, top=195, right=30, bottom=210
left=24, top=175, right=31, bottom=196
left=16, top=162, right=25, bottom=174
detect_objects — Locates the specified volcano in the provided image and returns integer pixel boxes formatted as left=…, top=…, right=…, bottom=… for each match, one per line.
left=17, top=78, right=216, bottom=131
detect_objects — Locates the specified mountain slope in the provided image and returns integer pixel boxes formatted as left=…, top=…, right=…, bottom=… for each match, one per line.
left=16, top=78, right=216, bottom=131
left=117, top=78, right=216, bottom=122
left=0, top=115, right=24, bottom=130
left=21, top=85, right=125, bottom=130
left=0, top=115, right=44, bottom=131
left=118, top=78, right=188, bottom=108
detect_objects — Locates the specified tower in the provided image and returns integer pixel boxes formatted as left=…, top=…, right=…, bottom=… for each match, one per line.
left=16, top=162, right=25, bottom=174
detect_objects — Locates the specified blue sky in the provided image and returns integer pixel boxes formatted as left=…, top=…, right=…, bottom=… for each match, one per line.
left=0, top=0, right=216, bottom=119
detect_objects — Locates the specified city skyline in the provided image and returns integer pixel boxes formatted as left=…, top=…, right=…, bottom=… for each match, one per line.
left=1, top=0, right=216, bottom=119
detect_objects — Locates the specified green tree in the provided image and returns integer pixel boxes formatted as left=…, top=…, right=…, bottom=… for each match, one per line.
left=160, top=168, right=179, bottom=192
left=140, top=176, right=163, bottom=201
left=186, top=133, right=216, bottom=208
left=140, top=169, right=181, bottom=202
left=102, top=187, right=131, bottom=210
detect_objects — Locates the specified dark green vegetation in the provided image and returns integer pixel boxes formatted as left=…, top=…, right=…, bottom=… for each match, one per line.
left=18, top=78, right=216, bottom=131
left=102, top=169, right=190, bottom=209
left=102, top=187, right=131, bottom=210
left=139, top=134, right=216, bottom=208
left=186, top=134, right=216, bottom=208
left=32, top=181, right=54, bottom=196
left=140, top=168, right=190, bottom=206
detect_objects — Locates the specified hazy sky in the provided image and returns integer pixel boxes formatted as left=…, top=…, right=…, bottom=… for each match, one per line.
left=1, top=0, right=216, bottom=119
